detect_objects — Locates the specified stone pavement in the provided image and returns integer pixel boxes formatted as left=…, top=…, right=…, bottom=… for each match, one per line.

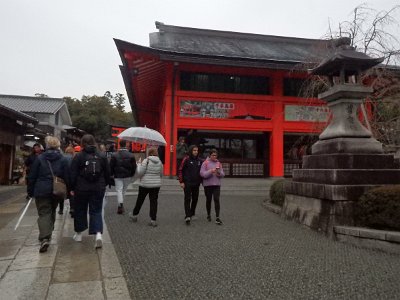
left=105, top=178, right=400, bottom=300
left=1, top=179, right=400, bottom=299
left=0, top=186, right=129, bottom=300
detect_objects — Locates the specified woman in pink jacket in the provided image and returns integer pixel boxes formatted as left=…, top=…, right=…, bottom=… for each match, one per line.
left=200, top=149, right=225, bottom=225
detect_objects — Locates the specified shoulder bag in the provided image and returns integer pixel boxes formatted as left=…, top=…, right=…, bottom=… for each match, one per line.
left=47, top=160, right=67, bottom=200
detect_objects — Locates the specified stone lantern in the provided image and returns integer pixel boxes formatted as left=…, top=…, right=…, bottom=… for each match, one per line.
left=282, top=37, right=400, bottom=235
left=311, top=37, right=384, bottom=154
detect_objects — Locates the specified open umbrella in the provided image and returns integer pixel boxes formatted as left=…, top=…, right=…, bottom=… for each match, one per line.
left=117, top=126, right=167, bottom=146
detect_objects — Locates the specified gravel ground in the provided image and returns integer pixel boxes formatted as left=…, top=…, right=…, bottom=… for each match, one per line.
left=104, top=179, right=400, bottom=300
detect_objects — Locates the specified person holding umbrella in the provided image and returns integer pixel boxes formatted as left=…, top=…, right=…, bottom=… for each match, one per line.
left=129, top=147, right=163, bottom=227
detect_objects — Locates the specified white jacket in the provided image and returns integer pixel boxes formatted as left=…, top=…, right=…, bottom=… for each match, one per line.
left=136, top=156, right=163, bottom=188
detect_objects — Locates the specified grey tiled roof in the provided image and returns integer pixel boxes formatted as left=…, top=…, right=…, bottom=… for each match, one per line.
left=0, top=94, right=65, bottom=114
left=0, top=102, right=38, bottom=123
left=149, top=22, right=330, bottom=64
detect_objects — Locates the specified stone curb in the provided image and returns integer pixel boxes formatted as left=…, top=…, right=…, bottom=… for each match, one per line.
left=262, top=200, right=282, bottom=214
left=334, top=225, right=400, bottom=254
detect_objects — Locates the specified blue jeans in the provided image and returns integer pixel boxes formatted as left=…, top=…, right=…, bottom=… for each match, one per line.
left=74, top=190, right=104, bottom=235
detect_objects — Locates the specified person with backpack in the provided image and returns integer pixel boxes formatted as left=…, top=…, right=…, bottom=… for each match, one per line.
left=178, top=145, right=203, bottom=225
left=129, top=147, right=163, bottom=227
left=200, top=149, right=225, bottom=225
left=70, top=134, right=111, bottom=249
left=110, top=140, right=136, bottom=214
left=28, top=136, right=70, bottom=253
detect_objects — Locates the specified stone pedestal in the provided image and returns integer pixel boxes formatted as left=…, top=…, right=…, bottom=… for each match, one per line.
left=282, top=153, right=400, bottom=235
left=282, top=40, right=400, bottom=235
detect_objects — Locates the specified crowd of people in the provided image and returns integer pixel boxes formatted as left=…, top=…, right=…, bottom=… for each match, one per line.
left=24, top=133, right=224, bottom=254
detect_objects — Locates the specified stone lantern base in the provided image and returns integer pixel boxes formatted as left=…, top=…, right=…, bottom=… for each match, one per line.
left=282, top=153, right=400, bottom=235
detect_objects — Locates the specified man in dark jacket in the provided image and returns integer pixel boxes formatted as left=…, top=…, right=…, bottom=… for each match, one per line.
left=28, top=137, right=69, bottom=253
left=110, top=140, right=136, bottom=214
left=178, top=145, right=203, bottom=225
left=25, top=143, right=43, bottom=200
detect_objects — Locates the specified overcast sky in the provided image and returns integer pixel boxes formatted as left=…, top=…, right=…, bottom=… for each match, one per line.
left=1, top=0, right=399, bottom=111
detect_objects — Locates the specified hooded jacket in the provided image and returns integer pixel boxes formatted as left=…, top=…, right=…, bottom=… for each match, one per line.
left=200, top=158, right=225, bottom=187
left=136, top=156, right=163, bottom=188
left=178, top=145, right=203, bottom=186
left=28, top=149, right=70, bottom=198
left=70, top=145, right=111, bottom=192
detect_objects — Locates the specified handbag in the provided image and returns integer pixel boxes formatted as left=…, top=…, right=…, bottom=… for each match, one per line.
left=47, top=160, right=67, bottom=200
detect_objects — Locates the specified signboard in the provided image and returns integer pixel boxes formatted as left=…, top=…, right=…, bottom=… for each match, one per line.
left=179, top=99, right=273, bottom=120
left=284, top=105, right=329, bottom=122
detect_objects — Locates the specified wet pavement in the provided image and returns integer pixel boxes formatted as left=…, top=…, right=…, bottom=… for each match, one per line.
left=0, top=185, right=129, bottom=300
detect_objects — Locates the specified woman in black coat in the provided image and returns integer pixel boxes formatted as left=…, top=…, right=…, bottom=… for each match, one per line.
left=28, top=136, right=70, bottom=253
left=70, top=134, right=111, bottom=249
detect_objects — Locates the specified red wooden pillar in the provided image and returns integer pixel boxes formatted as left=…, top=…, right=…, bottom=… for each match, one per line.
left=163, top=62, right=179, bottom=176
left=270, top=101, right=284, bottom=177
left=163, top=64, right=173, bottom=176
left=270, top=74, right=284, bottom=177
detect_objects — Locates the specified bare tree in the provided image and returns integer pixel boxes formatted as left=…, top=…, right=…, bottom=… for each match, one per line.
left=298, top=4, right=400, bottom=153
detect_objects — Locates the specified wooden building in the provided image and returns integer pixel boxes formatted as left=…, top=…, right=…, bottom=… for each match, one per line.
left=115, top=22, right=330, bottom=177
left=0, top=103, right=38, bottom=185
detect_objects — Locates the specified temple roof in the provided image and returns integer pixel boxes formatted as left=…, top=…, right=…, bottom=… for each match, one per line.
left=149, top=22, right=330, bottom=65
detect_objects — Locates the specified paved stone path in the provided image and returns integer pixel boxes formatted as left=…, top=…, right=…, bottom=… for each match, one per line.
left=104, top=178, right=400, bottom=299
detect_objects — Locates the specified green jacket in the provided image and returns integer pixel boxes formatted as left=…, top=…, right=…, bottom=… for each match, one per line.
left=176, top=142, right=188, bottom=159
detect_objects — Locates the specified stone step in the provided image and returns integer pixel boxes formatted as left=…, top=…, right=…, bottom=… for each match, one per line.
left=303, top=153, right=397, bottom=169
left=293, top=169, right=400, bottom=185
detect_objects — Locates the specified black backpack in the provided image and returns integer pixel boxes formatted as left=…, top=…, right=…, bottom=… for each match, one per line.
left=81, top=152, right=103, bottom=182
left=117, top=152, right=136, bottom=177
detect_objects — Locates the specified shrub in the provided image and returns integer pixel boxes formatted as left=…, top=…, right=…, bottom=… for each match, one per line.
left=269, top=179, right=286, bottom=207
left=354, top=185, right=400, bottom=231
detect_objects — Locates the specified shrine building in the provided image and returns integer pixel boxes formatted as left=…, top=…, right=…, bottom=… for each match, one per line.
left=114, top=22, right=331, bottom=177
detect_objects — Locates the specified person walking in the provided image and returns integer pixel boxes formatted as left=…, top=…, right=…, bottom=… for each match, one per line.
left=24, top=143, right=43, bottom=200
left=178, top=145, right=203, bottom=225
left=70, top=134, right=111, bottom=249
left=110, top=139, right=136, bottom=214
left=63, top=145, right=75, bottom=218
left=27, top=136, right=70, bottom=253
left=129, top=148, right=163, bottom=227
left=200, top=149, right=225, bottom=225
left=176, top=136, right=188, bottom=173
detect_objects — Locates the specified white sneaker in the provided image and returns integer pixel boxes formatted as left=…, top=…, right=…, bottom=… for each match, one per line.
left=95, top=233, right=102, bottom=249
left=149, top=220, right=157, bottom=227
left=129, top=212, right=138, bottom=222
left=73, top=232, right=82, bottom=242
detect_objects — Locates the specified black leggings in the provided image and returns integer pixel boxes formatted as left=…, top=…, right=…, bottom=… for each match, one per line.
left=133, top=186, right=160, bottom=221
left=204, top=186, right=221, bottom=218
